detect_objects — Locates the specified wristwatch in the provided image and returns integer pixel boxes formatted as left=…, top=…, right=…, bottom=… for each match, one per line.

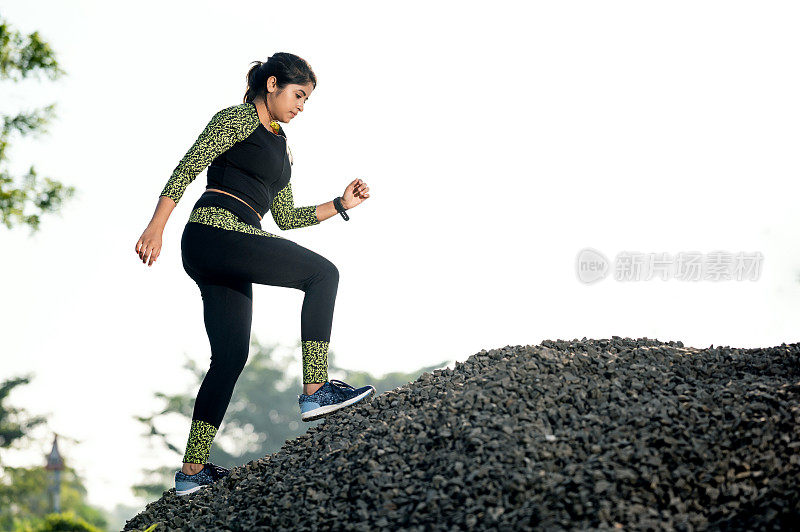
left=333, top=196, right=350, bottom=221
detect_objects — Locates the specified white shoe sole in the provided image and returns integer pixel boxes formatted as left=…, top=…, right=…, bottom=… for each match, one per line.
left=301, top=387, right=375, bottom=422
left=175, top=484, right=207, bottom=496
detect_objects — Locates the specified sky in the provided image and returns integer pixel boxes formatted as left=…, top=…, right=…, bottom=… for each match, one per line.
left=1, top=0, right=799, bottom=518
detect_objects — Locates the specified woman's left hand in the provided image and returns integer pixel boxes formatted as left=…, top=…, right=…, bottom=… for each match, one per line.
left=342, top=178, right=370, bottom=209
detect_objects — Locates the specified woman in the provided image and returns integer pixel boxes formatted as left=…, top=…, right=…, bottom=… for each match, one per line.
left=134, top=52, right=375, bottom=496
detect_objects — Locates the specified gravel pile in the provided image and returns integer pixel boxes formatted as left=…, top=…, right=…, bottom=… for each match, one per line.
left=124, top=337, right=800, bottom=531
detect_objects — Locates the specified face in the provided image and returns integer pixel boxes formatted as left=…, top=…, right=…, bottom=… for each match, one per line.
left=267, top=78, right=314, bottom=123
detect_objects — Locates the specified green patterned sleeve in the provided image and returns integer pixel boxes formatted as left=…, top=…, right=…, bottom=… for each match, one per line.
left=159, top=105, right=256, bottom=204
left=270, top=182, right=320, bottom=230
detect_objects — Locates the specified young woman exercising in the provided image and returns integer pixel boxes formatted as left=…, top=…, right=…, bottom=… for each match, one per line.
left=134, top=52, right=375, bottom=495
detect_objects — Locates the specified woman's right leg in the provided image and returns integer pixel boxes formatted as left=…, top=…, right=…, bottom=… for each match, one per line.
left=181, top=277, right=253, bottom=471
left=179, top=221, right=255, bottom=472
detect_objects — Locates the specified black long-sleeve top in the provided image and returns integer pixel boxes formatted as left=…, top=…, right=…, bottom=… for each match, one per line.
left=159, top=101, right=319, bottom=230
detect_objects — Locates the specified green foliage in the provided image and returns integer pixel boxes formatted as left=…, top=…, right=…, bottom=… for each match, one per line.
left=134, top=337, right=449, bottom=499
left=0, top=14, right=75, bottom=234
left=0, top=374, right=47, bottom=454
left=0, top=461, right=109, bottom=531
left=12, top=510, right=103, bottom=532
left=0, top=19, right=66, bottom=81
left=0, top=374, right=109, bottom=531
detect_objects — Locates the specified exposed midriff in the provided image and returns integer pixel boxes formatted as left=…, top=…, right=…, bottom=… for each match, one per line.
left=205, top=188, right=263, bottom=221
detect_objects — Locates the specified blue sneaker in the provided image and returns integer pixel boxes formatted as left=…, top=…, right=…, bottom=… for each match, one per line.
left=298, top=379, right=376, bottom=422
left=174, top=462, right=230, bottom=496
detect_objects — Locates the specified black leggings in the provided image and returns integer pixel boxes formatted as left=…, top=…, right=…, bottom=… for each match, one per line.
left=179, top=191, right=338, bottom=463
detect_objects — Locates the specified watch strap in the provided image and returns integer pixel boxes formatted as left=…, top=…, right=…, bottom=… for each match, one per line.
left=333, top=196, right=350, bottom=221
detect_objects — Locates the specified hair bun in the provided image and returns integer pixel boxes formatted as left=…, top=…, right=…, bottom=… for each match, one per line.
left=242, top=53, right=316, bottom=104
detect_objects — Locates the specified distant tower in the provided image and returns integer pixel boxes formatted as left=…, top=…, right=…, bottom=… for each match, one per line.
left=44, top=434, right=65, bottom=513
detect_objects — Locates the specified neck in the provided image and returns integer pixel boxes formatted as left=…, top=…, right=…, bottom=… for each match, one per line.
left=254, top=96, right=275, bottom=125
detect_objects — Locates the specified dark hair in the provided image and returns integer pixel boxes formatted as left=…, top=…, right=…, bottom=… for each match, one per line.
left=242, top=52, right=317, bottom=104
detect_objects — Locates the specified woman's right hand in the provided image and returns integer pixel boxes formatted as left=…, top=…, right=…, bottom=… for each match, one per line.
left=136, top=225, right=163, bottom=267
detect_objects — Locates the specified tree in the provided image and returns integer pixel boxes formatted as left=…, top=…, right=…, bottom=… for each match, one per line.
left=0, top=466, right=107, bottom=531
left=13, top=510, right=103, bottom=532
left=0, top=374, right=47, bottom=455
left=0, top=375, right=108, bottom=531
left=0, top=15, right=75, bottom=233
left=133, top=337, right=449, bottom=499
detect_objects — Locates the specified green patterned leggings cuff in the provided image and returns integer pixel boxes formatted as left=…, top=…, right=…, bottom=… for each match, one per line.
left=182, top=419, right=218, bottom=464
left=302, top=340, right=329, bottom=384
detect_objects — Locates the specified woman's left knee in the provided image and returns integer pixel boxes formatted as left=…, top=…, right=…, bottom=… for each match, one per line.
left=323, top=260, right=339, bottom=284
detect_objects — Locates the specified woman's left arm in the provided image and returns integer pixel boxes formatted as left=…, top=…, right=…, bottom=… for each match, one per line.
left=271, top=182, right=321, bottom=230
left=271, top=178, right=370, bottom=229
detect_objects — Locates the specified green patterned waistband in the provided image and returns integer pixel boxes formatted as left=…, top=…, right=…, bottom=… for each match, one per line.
left=188, top=206, right=285, bottom=239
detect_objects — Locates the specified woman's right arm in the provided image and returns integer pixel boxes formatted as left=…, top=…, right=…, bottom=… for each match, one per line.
left=136, top=195, right=176, bottom=266
left=135, top=104, right=258, bottom=267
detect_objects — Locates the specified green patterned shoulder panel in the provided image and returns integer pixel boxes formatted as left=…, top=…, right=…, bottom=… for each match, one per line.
left=159, top=103, right=260, bottom=205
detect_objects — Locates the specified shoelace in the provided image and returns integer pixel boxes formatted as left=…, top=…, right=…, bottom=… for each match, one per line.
left=329, top=379, right=356, bottom=391
left=205, top=462, right=230, bottom=480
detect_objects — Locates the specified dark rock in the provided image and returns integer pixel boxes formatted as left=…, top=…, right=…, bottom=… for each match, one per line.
left=124, top=338, right=800, bottom=531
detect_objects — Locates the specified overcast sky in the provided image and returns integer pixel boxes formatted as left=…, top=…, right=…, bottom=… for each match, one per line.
left=2, top=0, right=799, bottom=516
